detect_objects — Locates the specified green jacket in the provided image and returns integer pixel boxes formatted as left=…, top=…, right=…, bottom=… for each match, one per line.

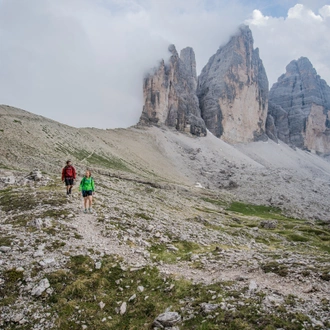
left=79, top=176, right=95, bottom=192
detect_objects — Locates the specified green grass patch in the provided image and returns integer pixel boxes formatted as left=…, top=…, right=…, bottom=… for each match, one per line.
left=261, top=261, right=288, bottom=277
left=44, top=255, right=319, bottom=330
left=134, top=212, right=152, bottom=221
left=227, top=202, right=285, bottom=219
left=0, top=188, right=38, bottom=212
left=46, top=240, right=66, bottom=251
left=321, top=272, right=330, bottom=281
left=149, top=241, right=203, bottom=263
left=54, top=142, right=73, bottom=155
left=0, top=162, right=11, bottom=169
left=0, top=185, right=69, bottom=227
left=0, top=235, right=15, bottom=246
left=201, top=197, right=227, bottom=208
left=48, top=255, right=187, bottom=329
left=7, top=213, right=34, bottom=227
left=86, top=152, right=132, bottom=172
left=74, top=232, right=84, bottom=240
left=0, top=186, right=68, bottom=213
left=320, top=265, right=330, bottom=281
left=194, top=207, right=222, bottom=214
left=41, top=208, right=70, bottom=218
left=70, top=147, right=91, bottom=161
left=0, top=268, right=25, bottom=307
left=286, top=234, right=309, bottom=242
left=3, top=268, right=24, bottom=283
left=298, top=227, right=330, bottom=241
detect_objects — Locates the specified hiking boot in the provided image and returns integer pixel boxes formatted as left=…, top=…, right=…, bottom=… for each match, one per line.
left=83, top=209, right=87, bottom=214
left=69, top=187, right=72, bottom=194
left=88, top=208, right=92, bottom=214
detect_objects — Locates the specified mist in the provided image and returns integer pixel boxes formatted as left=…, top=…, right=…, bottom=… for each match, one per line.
left=0, top=0, right=329, bottom=129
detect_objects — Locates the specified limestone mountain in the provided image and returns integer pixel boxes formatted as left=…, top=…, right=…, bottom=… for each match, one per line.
left=140, top=25, right=269, bottom=144
left=266, top=57, right=330, bottom=155
left=139, top=45, right=206, bottom=137
left=180, top=47, right=197, bottom=89
left=197, top=25, right=269, bottom=143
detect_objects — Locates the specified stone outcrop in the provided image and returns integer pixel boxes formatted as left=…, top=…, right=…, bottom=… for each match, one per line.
left=267, top=57, right=330, bottom=155
left=139, top=45, right=206, bottom=136
left=180, top=47, right=197, bottom=89
left=197, top=25, right=269, bottom=143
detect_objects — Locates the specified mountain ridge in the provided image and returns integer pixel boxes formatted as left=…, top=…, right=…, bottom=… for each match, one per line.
left=1, top=104, right=330, bottom=221
left=140, top=25, right=330, bottom=156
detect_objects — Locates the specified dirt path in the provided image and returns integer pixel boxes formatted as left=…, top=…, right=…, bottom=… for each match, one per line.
left=70, top=209, right=330, bottom=303
left=74, top=211, right=147, bottom=267
left=158, top=263, right=330, bottom=302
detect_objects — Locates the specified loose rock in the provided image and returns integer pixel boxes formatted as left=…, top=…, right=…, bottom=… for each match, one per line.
left=31, top=278, right=50, bottom=296
left=153, top=311, right=181, bottom=328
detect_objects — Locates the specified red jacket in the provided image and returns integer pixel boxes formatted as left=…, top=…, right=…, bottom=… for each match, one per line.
left=62, top=165, right=76, bottom=180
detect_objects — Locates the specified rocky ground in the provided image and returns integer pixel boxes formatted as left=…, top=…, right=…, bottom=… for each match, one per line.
left=2, top=104, right=330, bottom=222
left=0, top=170, right=329, bottom=329
left=1, top=105, right=330, bottom=329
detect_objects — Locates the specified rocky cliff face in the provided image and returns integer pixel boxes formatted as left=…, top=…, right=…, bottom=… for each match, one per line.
left=267, top=57, right=330, bottom=154
left=180, top=47, right=197, bottom=89
left=139, top=45, right=206, bottom=136
left=197, top=25, right=269, bottom=143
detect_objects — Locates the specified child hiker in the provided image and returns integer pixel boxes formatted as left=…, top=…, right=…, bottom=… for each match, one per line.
left=79, top=170, right=95, bottom=213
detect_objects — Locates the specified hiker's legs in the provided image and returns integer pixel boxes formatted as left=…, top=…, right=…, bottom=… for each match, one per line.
left=88, top=195, right=93, bottom=209
left=65, top=178, right=73, bottom=194
left=83, top=196, right=88, bottom=209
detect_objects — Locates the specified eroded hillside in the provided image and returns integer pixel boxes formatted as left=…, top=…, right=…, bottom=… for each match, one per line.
left=1, top=105, right=330, bottom=329
left=2, top=105, right=330, bottom=221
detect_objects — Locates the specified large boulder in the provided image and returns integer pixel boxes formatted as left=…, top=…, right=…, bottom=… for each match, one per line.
left=153, top=311, right=181, bottom=328
left=197, top=25, right=269, bottom=143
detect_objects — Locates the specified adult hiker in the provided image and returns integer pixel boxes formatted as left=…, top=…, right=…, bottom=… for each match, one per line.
left=79, top=170, right=95, bottom=213
left=61, top=160, right=76, bottom=195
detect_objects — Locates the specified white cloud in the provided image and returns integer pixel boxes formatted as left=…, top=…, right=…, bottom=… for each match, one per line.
left=320, top=5, right=330, bottom=18
left=0, top=1, right=329, bottom=129
left=0, top=0, right=245, bottom=129
left=248, top=4, right=330, bottom=86
left=287, top=3, right=322, bottom=21
left=250, top=10, right=271, bottom=26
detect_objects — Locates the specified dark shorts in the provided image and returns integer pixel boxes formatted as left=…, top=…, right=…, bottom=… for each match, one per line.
left=82, top=190, right=93, bottom=197
left=65, top=178, right=74, bottom=186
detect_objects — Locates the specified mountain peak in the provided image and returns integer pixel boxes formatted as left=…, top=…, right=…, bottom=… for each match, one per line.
left=267, top=57, right=330, bottom=154
left=285, top=57, right=316, bottom=77
left=139, top=44, right=206, bottom=136
left=197, top=25, right=268, bottom=143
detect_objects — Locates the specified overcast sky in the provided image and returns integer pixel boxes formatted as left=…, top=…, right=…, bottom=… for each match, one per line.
left=0, top=0, right=329, bottom=129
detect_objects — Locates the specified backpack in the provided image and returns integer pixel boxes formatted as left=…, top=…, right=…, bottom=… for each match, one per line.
left=64, top=165, right=74, bottom=178
left=81, top=176, right=93, bottom=185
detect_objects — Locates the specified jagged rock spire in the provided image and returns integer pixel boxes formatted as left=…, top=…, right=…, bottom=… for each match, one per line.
left=197, top=25, right=269, bottom=143
left=139, top=45, right=206, bottom=136
left=267, top=57, right=330, bottom=154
